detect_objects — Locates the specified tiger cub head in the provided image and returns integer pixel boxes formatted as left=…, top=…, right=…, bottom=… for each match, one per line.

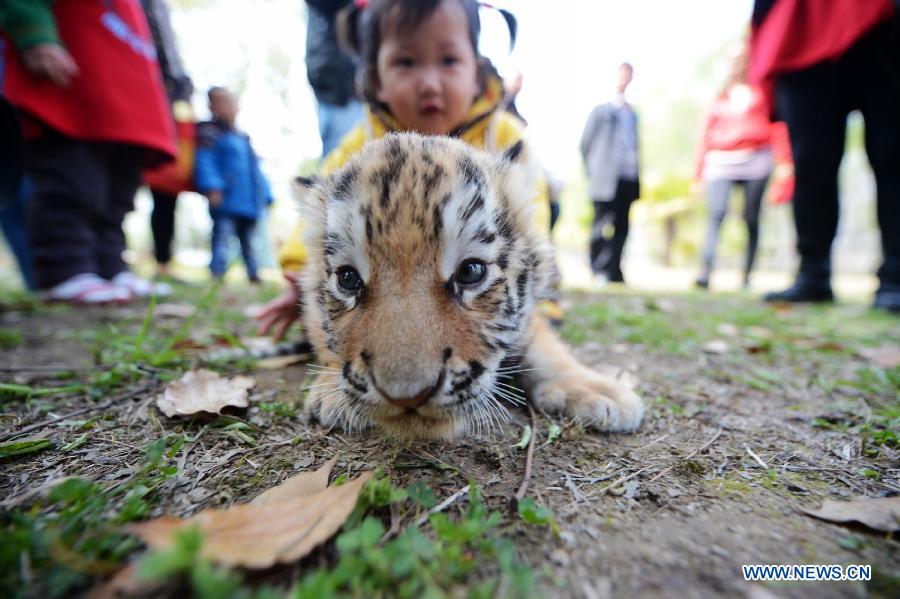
left=297, top=132, right=554, bottom=439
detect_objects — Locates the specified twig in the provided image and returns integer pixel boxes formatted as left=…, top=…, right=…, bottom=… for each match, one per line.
left=646, top=427, right=724, bottom=484
left=0, top=365, right=104, bottom=373
left=744, top=445, right=769, bottom=469
left=586, top=467, right=648, bottom=498
left=1, top=380, right=157, bottom=443
left=415, top=484, right=471, bottom=527
left=513, top=404, right=538, bottom=504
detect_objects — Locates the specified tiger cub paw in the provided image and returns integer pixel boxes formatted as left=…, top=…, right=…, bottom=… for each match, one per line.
left=532, top=369, right=643, bottom=432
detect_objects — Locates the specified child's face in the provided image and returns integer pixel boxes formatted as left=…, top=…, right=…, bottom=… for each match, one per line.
left=375, top=0, right=479, bottom=136
left=209, top=90, right=238, bottom=124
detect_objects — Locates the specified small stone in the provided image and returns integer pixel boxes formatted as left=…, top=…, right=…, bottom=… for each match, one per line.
left=549, top=548, right=570, bottom=567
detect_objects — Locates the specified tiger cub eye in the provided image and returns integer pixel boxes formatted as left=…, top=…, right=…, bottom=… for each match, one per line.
left=337, top=266, right=364, bottom=293
left=455, top=259, right=487, bottom=286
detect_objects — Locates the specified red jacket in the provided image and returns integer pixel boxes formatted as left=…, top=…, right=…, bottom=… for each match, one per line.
left=3, top=0, right=176, bottom=165
left=750, top=0, right=895, bottom=84
left=693, top=84, right=791, bottom=182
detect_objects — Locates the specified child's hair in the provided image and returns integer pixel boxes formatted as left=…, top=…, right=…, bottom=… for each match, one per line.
left=207, top=86, right=228, bottom=101
left=340, top=0, right=516, bottom=113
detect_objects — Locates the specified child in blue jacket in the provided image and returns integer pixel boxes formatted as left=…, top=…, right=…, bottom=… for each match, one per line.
left=194, top=87, right=273, bottom=282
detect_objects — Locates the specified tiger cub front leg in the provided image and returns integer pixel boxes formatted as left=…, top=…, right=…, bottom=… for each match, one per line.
left=522, top=316, right=643, bottom=432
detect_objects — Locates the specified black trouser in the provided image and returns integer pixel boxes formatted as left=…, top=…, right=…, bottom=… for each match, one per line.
left=150, top=190, right=177, bottom=265
left=590, top=178, right=639, bottom=279
left=775, top=16, right=900, bottom=286
left=699, top=177, right=768, bottom=283
left=25, top=135, right=141, bottom=289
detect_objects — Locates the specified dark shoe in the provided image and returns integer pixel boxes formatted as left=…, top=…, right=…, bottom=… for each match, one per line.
left=249, top=275, right=262, bottom=285
left=873, top=285, right=900, bottom=314
left=764, top=278, right=833, bottom=303
left=695, top=277, right=709, bottom=290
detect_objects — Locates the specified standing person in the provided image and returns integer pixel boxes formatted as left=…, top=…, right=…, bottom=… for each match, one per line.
left=306, top=0, right=363, bottom=157
left=194, top=87, right=273, bottom=283
left=751, top=0, right=900, bottom=312
left=580, top=62, right=641, bottom=287
left=693, top=42, right=793, bottom=291
left=141, top=0, right=193, bottom=281
left=0, top=0, right=177, bottom=304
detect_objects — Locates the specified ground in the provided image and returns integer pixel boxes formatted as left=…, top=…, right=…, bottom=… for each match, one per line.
left=1, top=281, right=898, bottom=598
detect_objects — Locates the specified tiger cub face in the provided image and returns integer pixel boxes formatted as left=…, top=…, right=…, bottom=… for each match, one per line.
left=298, top=133, right=553, bottom=439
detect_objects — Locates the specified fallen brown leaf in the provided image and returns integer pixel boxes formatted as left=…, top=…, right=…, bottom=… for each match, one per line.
left=805, top=496, right=900, bottom=532
left=860, top=344, right=900, bottom=369
left=702, top=340, right=729, bottom=354
left=156, top=369, right=255, bottom=417
left=251, top=458, right=335, bottom=505
left=131, top=468, right=371, bottom=569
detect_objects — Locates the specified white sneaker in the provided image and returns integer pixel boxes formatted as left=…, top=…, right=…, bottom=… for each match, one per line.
left=43, top=273, right=133, bottom=305
left=111, top=272, right=172, bottom=297
left=593, top=273, right=610, bottom=289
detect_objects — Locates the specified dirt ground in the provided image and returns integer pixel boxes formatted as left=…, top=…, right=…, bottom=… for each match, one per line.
left=1, top=285, right=898, bottom=598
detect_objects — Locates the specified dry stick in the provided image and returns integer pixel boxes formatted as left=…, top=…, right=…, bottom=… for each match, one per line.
left=1, top=380, right=157, bottom=443
left=414, top=484, right=472, bottom=527
left=586, top=467, right=648, bottom=498
left=744, top=445, right=769, bottom=469
left=513, top=404, right=539, bottom=504
left=646, top=427, right=724, bottom=484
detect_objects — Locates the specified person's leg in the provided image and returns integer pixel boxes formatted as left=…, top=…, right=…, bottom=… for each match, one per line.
left=0, top=178, right=35, bottom=290
left=210, top=213, right=235, bottom=278
left=741, top=176, right=769, bottom=287
left=589, top=196, right=616, bottom=277
left=697, top=179, right=732, bottom=287
left=606, top=179, right=638, bottom=282
left=766, top=62, right=847, bottom=302
left=95, top=145, right=141, bottom=281
left=855, top=17, right=900, bottom=312
left=25, top=136, right=105, bottom=289
left=235, top=216, right=259, bottom=281
left=150, top=190, right=178, bottom=268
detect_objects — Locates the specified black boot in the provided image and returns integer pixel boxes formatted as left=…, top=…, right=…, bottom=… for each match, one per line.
left=873, top=282, right=900, bottom=314
left=764, top=260, right=833, bottom=303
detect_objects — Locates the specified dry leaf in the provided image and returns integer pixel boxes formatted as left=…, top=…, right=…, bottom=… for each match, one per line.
left=716, top=323, right=740, bottom=337
left=702, top=340, right=729, bottom=354
left=131, top=469, right=371, bottom=569
left=252, top=458, right=336, bottom=505
left=860, top=344, right=900, bottom=369
left=156, top=369, right=255, bottom=417
left=805, top=496, right=900, bottom=532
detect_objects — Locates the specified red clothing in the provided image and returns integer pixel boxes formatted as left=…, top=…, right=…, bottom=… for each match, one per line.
left=3, top=0, right=176, bottom=165
left=750, top=0, right=895, bottom=83
left=693, top=84, right=792, bottom=182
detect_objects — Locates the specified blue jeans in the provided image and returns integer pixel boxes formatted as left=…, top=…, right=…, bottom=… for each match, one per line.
left=210, top=214, right=258, bottom=279
left=317, top=99, right=363, bottom=157
left=0, top=177, right=34, bottom=290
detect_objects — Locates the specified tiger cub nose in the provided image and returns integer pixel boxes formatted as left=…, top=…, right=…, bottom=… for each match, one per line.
left=381, top=384, right=436, bottom=409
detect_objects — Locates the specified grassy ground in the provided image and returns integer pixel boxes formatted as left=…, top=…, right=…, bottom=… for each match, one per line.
left=1, top=280, right=898, bottom=598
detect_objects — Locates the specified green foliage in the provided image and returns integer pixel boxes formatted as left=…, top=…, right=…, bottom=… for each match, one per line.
left=294, top=484, right=535, bottom=599
left=0, top=436, right=184, bottom=598
left=517, top=497, right=560, bottom=534
left=258, top=401, right=298, bottom=420
left=0, top=438, right=51, bottom=459
left=0, top=328, right=23, bottom=348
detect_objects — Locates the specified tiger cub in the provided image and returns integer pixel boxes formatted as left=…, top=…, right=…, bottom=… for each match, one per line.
left=295, top=133, right=643, bottom=439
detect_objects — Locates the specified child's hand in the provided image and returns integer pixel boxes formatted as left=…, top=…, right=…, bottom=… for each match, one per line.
left=207, top=191, right=223, bottom=208
left=22, top=43, right=79, bottom=87
left=256, top=271, right=302, bottom=340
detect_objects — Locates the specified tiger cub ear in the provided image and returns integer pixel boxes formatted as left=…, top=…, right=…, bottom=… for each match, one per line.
left=292, top=175, right=326, bottom=224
